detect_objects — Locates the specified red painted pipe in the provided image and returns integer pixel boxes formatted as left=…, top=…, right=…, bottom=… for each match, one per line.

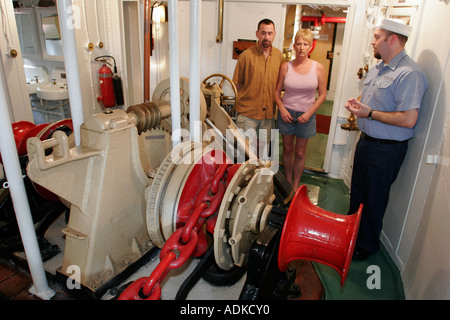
left=300, top=13, right=346, bottom=55
left=321, top=16, right=347, bottom=24
left=301, top=13, right=346, bottom=26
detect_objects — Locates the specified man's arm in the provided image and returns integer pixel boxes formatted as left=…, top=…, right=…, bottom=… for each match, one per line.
left=345, top=98, right=419, bottom=128
left=232, top=54, right=245, bottom=92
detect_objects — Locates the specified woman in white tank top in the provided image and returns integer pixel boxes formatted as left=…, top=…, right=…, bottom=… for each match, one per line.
left=274, top=29, right=327, bottom=190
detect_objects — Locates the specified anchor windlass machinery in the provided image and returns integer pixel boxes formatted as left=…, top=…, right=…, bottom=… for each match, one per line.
left=24, top=75, right=362, bottom=299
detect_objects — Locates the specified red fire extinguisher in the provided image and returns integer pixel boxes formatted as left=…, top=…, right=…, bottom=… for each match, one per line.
left=95, top=55, right=124, bottom=108
left=97, top=63, right=116, bottom=108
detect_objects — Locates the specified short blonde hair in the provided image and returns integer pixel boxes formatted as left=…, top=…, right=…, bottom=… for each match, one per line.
left=294, top=29, right=314, bottom=46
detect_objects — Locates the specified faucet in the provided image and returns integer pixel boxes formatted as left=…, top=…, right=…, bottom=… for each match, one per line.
left=51, top=79, right=57, bottom=85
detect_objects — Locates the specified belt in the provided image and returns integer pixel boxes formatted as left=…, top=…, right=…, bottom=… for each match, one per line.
left=360, top=132, right=409, bottom=145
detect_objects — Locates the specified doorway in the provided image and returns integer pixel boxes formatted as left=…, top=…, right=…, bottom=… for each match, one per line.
left=282, top=5, right=347, bottom=171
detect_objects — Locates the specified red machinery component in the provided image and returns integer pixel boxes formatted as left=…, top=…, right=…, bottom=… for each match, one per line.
left=119, top=157, right=362, bottom=298
left=119, top=149, right=238, bottom=300
left=3, top=119, right=74, bottom=202
left=278, top=185, right=362, bottom=286
left=97, top=63, right=116, bottom=108
left=5, top=119, right=73, bottom=158
left=11, top=121, right=35, bottom=147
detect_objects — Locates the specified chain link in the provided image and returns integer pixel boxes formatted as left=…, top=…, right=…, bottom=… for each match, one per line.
left=118, top=159, right=231, bottom=300
left=117, top=253, right=175, bottom=300
left=182, top=202, right=208, bottom=244
left=141, top=251, right=175, bottom=297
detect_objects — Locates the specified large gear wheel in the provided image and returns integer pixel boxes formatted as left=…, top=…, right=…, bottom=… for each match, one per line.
left=146, top=141, right=202, bottom=248
left=146, top=142, right=232, bottom=249
left=159, top=145, right=206, bottom=241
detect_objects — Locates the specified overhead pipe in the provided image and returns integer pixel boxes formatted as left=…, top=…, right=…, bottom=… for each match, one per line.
left=301, top=13, right=347, bottom=25
left=0, top=67, right=55, bottom=300
left=189, top=0, right=201, bottom=143
left=168, top=0, right=181, bottom=147
left=301, top=13, right=346, bottom=55
left=144, top=0, right=151, bottom=102
left=216, top=0, right=224, bottom=43
left=57, top=0, right=84, bottom=146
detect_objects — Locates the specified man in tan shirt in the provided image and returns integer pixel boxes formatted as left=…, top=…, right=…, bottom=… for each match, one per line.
left=232, top=19, right=283, bottom=154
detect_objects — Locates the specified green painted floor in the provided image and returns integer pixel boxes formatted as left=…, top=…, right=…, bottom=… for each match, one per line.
left=276, top=99, right=404, bottom=299
left=305, top=100, right=333, bottom=171
left=298, top=171, right=405, bottom=300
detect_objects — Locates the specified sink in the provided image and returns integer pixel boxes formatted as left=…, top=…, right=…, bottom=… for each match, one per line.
left=27, top=82, right=41, bottom=95
left=37, top=82, right=69, bottom=100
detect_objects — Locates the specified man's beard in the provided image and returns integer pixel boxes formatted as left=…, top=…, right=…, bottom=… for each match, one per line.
left=374, top=49, right=381, bottom=59
left=261, top=40, right=271, bottom=48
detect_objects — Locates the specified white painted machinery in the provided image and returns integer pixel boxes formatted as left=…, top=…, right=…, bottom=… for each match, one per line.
left=25, top=75, right=252, bottom=294
left=26, top=75, right=361, bottom=299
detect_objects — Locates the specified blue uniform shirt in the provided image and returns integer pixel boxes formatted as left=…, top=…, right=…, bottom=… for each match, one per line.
left=357, top=50, right=428, bottom=141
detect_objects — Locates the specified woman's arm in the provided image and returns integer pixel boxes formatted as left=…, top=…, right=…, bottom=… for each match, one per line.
left=274, top=62, right=293, bottom=123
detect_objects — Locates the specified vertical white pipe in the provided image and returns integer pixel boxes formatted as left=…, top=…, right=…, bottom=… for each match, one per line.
left=189, top=0, right=201, bottom=143
left=0, top=68, right=55, bottom=300
left=168, top=0, right=181, bottom=147
left=57, top=0, right=85, bottom=146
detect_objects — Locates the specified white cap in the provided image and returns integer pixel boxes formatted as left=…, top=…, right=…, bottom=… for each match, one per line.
left=375, top=18, right=412, bottom=37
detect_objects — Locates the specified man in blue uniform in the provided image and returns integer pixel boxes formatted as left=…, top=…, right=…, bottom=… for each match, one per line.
left=345, top=18, right=428, bottom=260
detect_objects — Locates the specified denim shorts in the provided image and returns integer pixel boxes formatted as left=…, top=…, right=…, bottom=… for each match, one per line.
left=277, top=109, right=316, bottom=138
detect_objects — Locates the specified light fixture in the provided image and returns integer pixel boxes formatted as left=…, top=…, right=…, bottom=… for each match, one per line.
left=152, top=3, right=166, bottom=23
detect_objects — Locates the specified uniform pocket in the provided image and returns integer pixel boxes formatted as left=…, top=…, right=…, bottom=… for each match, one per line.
left=376, top=77, right=394, bottom=89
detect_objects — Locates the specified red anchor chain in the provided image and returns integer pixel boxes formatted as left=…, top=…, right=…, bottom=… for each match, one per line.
left=118, top=150, right=239, bottom=300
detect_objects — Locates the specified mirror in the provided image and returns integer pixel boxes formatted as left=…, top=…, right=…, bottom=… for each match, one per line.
left=36, top=7, right=63, bottom=61
left=15, top=8, right=41, bottom=59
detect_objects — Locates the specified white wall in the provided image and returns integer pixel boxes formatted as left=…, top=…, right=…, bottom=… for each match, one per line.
left=383, top=0, right=450, bottom=300
left=149, top=0, right=286, bottom=98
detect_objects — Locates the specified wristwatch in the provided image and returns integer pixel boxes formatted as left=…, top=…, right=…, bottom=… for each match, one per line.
left=368, top=109, right=373, bottom=119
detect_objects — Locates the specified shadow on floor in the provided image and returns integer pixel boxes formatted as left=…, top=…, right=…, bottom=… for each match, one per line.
left=299, top=170, right=405, bottom=300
